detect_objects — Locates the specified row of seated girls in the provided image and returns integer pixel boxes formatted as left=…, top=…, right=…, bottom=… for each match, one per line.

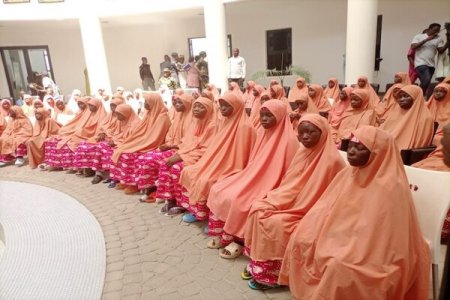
left=1, top=73, right=449, bottom=299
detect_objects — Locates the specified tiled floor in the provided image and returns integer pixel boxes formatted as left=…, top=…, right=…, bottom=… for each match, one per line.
left=0, top=166, right=292, bottom=300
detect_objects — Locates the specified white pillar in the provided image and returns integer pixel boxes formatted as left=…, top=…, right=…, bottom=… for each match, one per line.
left=345, top=0, right=378, bottom=85
left=203, top=0, right=228, bottom=94
left=78, top=14, right=112, bottom=95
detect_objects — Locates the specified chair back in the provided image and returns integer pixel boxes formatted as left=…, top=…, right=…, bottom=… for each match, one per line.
left=404, top=166, right=450, bottom=262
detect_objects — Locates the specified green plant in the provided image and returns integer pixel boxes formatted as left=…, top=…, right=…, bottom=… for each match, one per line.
left=251, top=65, right=311, bottom=86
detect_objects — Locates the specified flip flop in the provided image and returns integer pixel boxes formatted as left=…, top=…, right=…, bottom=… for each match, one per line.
left=248, top=279, right=277, bottom=290
left=241, top=266, right=252, bottom=280
left=182, top=213, right=198, bottom=223
left=219, top=242, right=243, bottom=259
left=165, top=206, right=186, bottom=216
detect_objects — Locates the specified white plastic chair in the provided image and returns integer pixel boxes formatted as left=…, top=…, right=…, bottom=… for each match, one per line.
left=404, top=165, right=450, bottom=300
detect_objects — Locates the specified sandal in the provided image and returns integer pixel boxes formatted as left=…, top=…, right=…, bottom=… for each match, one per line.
left=83, top=168, right=96, bottom=177
left=108, top=181, right=117, bottom=188
left=102, top=178, right=112, bottom=184
left=219, top=242, right=243, bottom=259
left=182, top=213, right=198, bottom=223
left=241, top=265, right=252, bottom=280
left=91, top=175, right=103, bottom=184
left=248, top=279, right=277, bottom=290
left=165, top=206, right=186, bottom=216
left=115, top=183, right=126, bottom=190
left=206, top=236, right=224, bottom=249
left=124, top=185, right=139, bottom=194
left=139, top=191, right=156, bottom=202
left=159, top=200, right=176, bottom=214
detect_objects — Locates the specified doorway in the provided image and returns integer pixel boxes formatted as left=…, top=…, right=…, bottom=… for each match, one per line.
left=0, top=46, right=55, bottom=100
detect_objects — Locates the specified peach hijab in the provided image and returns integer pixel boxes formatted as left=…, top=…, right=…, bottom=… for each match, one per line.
left=110, top=104, right=141, bottom=145
left=177, top=97, right=217, bottom=166
left=208, top=100, right=299, bottom=238
left=323, top=77, right=340, bottom=102
left=279, top=126, right=430, bottom=300
left=229, top=82, right=243, bottom=97
left=308, top=84, right=331, bottom=112
left=380, top=85, right=434, bottom=149
left=291, top=93, right=319, bottom=131
left=355, top=75, right=379, bottom=108
left=111, top=93, right=171, bottom=163
left=165, top=94, right=193, bottom=146
left=328, top=86, right=353, bottom=129
left=288, top=77, right=308, bottom=102
left=243, top=80, right=256, bottom=109
left=375, top=83, right=404, bottom=121
left=179, top=92, right=257, bottom=205
left=244, top=114, right=346, bottom=261
left=249, top=88, right=268, bottom=129
left=57, top=98, right=107, bottom=151
left=27, top=108, right=61, bottom=168
left=57, top=97, right=91, bottom=137
left=426, top=83, right=450, bottom=127
left=98, top=96, right=125, bottom=138
left=206, top=83, right=220, bottom=100
left=0, top=106, right=33, bottom=155
left=413, top=127, right=450, bottom=171
left=395, top=71, right=412, bottom=85
left=334, top=89, right=376, bottom=143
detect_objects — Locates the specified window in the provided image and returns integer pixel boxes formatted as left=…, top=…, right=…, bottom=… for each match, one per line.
left=266, top=28, right=292, bottom=71
left=188, top=35, right=232, bottom=59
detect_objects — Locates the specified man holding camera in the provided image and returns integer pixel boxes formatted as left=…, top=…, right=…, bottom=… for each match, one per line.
left=411, top=23, right=448, bottom=94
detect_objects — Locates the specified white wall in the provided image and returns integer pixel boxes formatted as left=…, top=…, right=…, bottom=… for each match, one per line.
left=1, top=0, right=449, bottom=98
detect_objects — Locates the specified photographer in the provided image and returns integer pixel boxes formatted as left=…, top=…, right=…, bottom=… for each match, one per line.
left=411, top=23, right=449, bottom=94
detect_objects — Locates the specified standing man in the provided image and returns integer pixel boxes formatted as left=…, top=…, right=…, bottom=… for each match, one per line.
left=411, top=23, right=448, bottom=94
left=227, top=48, right=246, bottom=88
left=139, top=57, right=155, bottom=91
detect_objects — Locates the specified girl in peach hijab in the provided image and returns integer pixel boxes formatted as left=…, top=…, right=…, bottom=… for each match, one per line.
left=243, top=114, right=345, bottom=290
left=375, top=83, right=404, bottom=125
left=328, top=87, right=353, bottom=131
left=135, top=94, right=193, bottom=197
left=0, top=106, right=33, bottom=167
left=109, top=93, right=171, bottom=193
left=150, top=97, right=217, bottom=211
left=206, top=100, right=299, bottom=256
left=279, top=126, right=430, bottom=300
left=179, top=92, right=257, bottom=223
left=380, top=85, right=434, bottom=150
left=269, top=79, right=280, bottom=90
left=0, top=98, right=11, bottom=119
left=206, top=83, right=220, bottom=100
left=323, top=77, right=340, bottom=103
left=413, top=127, right=450, bottom=171
left=307, top=84, right=331, bottom=113
left=243, top=80, right=256, bottom=115
left=289, top=93, right=319, bottom=131
left=287, top=77, right=308, bottom=102
left=73, top=98, right=139, bottom=183
left=333, top=89, right=376, bottom=146
left=426, top=83, right=450, bottom=127
left=44, top=97, right=107, bottom=170
left=52, top=98, right=74, bottom=125
left=249, top=90, right=270, bottom=130
left=270, top=84, right=291, bottom=111
left=354, top=75, right=379, bottom=107
left=228, top=81, right=243, bottom=98
left=168, top=89, right=185, bottom=121
left=26, top=107, right=61, bottom=169
left=394, top=71, right=412, bottom=85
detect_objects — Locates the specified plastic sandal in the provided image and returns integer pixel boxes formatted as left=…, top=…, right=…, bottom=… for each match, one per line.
left=241, top=266, right=252, bottom=280
left=206, top=236, right=224, bottom=249
left=165, top=206, right=186, bottom=216
left=108, top=181, right=117, bottom=188
left=91, top=175, right=103, bottom=184
left=248, top=279, right=276, bottom=290
left=182, top=213, right=198, bottom=223
left=219, top=242, right=243, bottom=259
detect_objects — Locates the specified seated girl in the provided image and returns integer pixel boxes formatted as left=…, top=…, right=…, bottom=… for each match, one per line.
left=179, top=92, right=256, bottom=223
left=73, top=100, right=140, bottom=184
left=328, top=86, right=353, bottom=132
left=380, top=85, right=434, bottom=150
left=109, top=93, right=171, bottom=194
left=323, top=77, right=341, bottom=103
left=332, top=89, right=376, bottom=146
left=374, top=83, right=403, bottom=125
left=242, top=80, right=256, bottom=116
left=289, top=93, right=318, bottom=131
left=249, top=89, right=269, bottom=129
left=287, top=77, right=308, bottom=103
left=353, top=75, right=379, bottom=107
left=1, top=99, right=12, bottom=123
left=307, top=84, right=331, bottom=113
left=206, top=100, right=299, bottom=258
left=426, top=83, right=450, bottom=127
left=149, top=97, right=216, bottom=213
left=243, top=114, right=345, bottom=290
left=27, top=107, right=61, bottom=169
left=279, top=126, right=430, bottom=300
left=44, top=97, right=107, bottom=171
left=0, top=106, right=33, bottom=167
left=52, top=98, right=75, bottom=126
left=135, top=94, right=193, bottom=201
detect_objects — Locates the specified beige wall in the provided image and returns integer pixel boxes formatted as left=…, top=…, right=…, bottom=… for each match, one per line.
left=1, top=0, right=449, bottom=98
